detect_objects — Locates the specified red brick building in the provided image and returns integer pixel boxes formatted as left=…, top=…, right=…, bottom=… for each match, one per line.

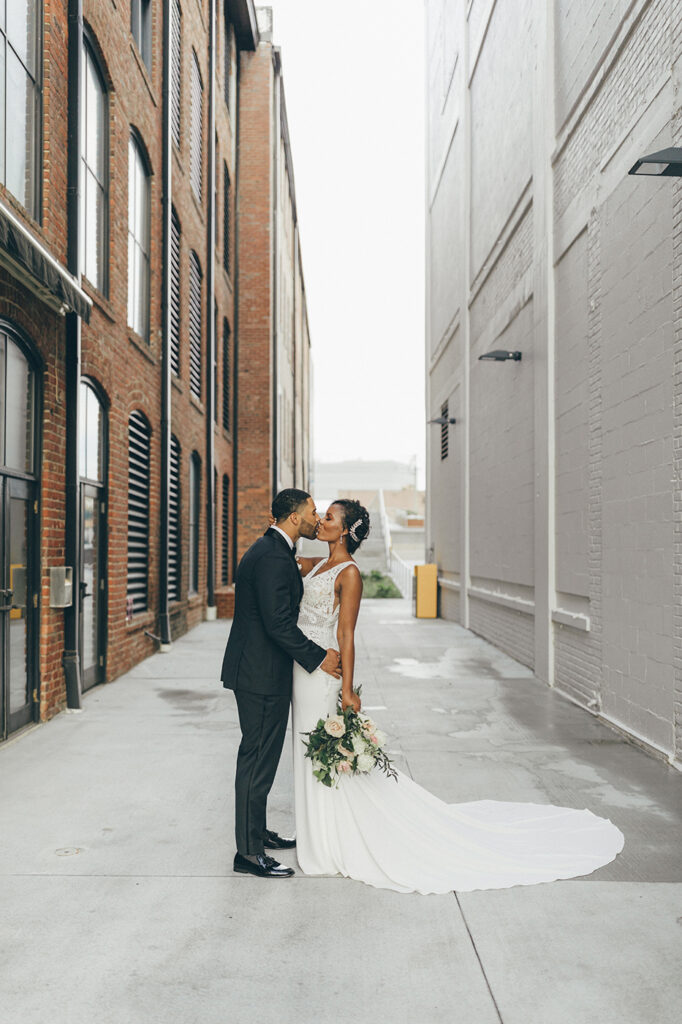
left=0, top=0, right=312, bottom=743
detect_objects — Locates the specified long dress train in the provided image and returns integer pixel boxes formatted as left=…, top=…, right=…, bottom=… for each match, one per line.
left=291, top=560, right=624, bottom=895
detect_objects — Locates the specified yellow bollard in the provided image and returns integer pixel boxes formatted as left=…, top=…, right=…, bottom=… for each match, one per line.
left=414, top=564, right=438, bottom=618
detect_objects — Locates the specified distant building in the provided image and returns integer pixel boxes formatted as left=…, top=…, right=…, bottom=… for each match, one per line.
left=425, top=1, right=681, bottom=769
left=313, top=458, right=418, bottom=498
left=236, top=7, right=312, bottom=561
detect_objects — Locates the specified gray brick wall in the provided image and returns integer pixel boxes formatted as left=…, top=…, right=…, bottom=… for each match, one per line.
left=469, top=597, right=535, bottom=672
left=426, top=0, right=682, bottom=767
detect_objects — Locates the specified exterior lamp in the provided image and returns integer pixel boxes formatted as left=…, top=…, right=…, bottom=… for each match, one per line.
left=428, top=415, right=456, bottom=425
left=478, top=350, right=522, bottom=362
left=628, top=147, right=682, bottom=177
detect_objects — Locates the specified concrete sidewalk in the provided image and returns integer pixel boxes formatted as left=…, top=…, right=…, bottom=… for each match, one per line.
left=1, top=599, right=681, bottom=1024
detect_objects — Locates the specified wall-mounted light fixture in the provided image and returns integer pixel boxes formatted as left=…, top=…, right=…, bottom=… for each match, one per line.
left=478, top=350, right=522, bottom=362
left=628, top=147, right=682, bottom=177
left=428, top=415, right=457, bottom=425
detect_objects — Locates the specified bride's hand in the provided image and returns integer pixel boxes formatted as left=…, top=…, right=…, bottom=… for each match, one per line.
left=267, top=512, right=276, bottom=527
left=342, top=691, right=361, bottom=713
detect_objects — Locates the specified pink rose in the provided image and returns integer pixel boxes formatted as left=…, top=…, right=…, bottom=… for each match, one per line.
left=339, top=761, right=352, bottom=773
left=370, top=735, right=378, bottom=745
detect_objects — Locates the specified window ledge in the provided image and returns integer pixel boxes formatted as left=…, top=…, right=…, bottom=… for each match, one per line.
left=189, top=393, right=205, bottom=415
left=126, top=609, right=155, bottom=633
left=171, top=374, right=183, bottom=394
left=82, top=277, right=116, bottom=322
left=130, top=42, right=158, bottom=106
left=128, top=331, right=158, bottom=365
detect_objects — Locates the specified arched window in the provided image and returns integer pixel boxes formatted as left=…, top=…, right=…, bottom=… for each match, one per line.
left=221, top=474, right=230, bottom=585
left=170, top=0, right=181, bottom=148
left=170, top=206, right=181, bottom=376
left=188, top=452, right=201, bottom=595
left=169, top=435, right=181, bottom=602
left=127, top=411, right=151, bottom=614
left=131, top=0, right=152, bottom=71
left=79, top=380, right=105, bottom=483
left=0, top=330, right=35, bottom=475
left=189, top=250, right=202, bottom=399
left=128, top=133, right=151, bottom=341
left=0, top=1, right=41, bottom=216
left=190, top=50, right=203, bottom=201
left=222, top=318, right=231, bottom=432
left=81, top=39, right=109, bottom=294
left=223, top=162, right=231, bottom=276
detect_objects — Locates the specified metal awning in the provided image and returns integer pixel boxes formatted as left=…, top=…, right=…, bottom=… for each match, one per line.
left=0, top=199, right=92, bottom=323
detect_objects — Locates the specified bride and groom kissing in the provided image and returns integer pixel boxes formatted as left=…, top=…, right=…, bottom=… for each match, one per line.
left=221, top=488, right=624, bottom=894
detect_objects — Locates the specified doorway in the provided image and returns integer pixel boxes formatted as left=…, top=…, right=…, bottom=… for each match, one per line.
left=0, top=327, right=38, bottom=741
left=79, top=380, right=107, bottom=690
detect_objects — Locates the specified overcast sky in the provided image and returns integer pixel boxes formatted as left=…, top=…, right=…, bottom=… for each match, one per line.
left=267, top=0, right=426, bottom=479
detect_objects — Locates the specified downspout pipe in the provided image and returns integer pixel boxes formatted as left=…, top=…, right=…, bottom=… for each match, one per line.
left=231, top=47, right=241, bottom=577
left=63, top=0, right=83, bottom=708
left=205, top=0, right=217, bottom=617
left=158, top=0, right=172, bottom=648
left=271, top=51, right=280, bottom=498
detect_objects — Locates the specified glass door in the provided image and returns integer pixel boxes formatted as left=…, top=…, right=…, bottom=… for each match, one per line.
left=0, top=476, right=36, bottom=739
left=80, top=484, right=106, bottom=690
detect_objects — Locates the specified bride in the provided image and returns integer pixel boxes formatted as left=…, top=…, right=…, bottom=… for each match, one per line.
left=291, top=498, right=624, bottom=894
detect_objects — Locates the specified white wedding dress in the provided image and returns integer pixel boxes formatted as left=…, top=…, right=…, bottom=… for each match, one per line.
left=291, top=560, right=625, bottom=894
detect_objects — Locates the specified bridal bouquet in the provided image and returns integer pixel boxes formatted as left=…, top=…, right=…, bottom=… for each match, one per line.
left=301, top=691, right=398, bottom=788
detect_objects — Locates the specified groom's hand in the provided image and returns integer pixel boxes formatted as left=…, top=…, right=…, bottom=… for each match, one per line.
left=320, top=649, right=342, bottom=679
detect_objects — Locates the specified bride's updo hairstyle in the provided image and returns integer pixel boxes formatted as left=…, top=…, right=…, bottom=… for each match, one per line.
left=332, top=499, right=371, bottom=555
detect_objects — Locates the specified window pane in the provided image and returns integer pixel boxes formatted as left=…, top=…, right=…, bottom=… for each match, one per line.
left=128, top=137, right=136, bottom=235
left=0, top=333, right=5, bottom=462
left=5, top=337, right=32, bottom=472
left=0, top=41, right=5, bottom=183
left=135, top=157, right=148, bottom=251
left=78, top=381, right=88, bottom=477
left=6, top=48, right=35, bottom=211
left=84, top=170, right=99, bottom=285
left=86, top=387, right=102, bottom=481
left=7, top=0, right=37, bottom=75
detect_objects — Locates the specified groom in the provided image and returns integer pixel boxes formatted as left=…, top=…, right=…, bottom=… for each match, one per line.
left=221, top=488, right=341, bottom=878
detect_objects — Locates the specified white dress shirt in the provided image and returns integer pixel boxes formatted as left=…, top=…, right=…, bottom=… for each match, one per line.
left=270, top=524, right=294, bottom=550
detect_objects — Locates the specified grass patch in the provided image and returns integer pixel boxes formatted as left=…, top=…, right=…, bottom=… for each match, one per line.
left=360, top=570, right=402, bottom=599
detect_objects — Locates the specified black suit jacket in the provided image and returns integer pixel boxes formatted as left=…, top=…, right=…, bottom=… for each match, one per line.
left=221, top=529, right=326, bottom=696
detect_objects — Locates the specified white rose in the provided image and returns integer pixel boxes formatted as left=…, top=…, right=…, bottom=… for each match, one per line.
left=351, top=733, right=367, bottom=754
left=373, top=730, right=387, bottom=747
left=323, top=715, right=345, bottom=738
left=360, top=716, right=376, bottom=733
left=356, top=753, right=375, bottom=773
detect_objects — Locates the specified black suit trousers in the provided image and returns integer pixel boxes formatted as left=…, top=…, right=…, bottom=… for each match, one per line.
left=234, top=689, right=291, bottom=856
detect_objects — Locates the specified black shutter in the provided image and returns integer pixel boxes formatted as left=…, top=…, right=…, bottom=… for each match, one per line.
left=223, top=162, right=230, bottom=276
left=440, top=401, right=449, bottom=461
left=189, top=250, right=202, bottom=400
left=222, top=318, right=230, bottom=432
left=223, top=13, right=231, bottom=110
left=171, top=0, right=181, bottom=148
left=127, top=411, right=151, bottom=613
left=190, top=51, right=203, bottom=201
left=221, top=474, right=230, bottom=584
left=189, top=453, right=201, bottom=593
left=169, top=435, right=181, bottom=602
left=170, top=207, right=181, bottom=376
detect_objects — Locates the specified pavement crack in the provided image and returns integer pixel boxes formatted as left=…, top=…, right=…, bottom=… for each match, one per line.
left=453, top=892, right=504, bottom=1023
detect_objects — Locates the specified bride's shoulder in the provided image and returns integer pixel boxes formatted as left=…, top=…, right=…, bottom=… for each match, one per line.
left=296, top=555, right=324, bottom=577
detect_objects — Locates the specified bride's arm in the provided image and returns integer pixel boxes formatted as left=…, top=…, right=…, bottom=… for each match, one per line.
left=336, top=567, right=363, bottom=712
left=296, top=556, right=324, bottom=577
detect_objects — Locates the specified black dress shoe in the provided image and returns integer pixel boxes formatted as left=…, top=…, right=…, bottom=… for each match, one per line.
left=263, top=829, right=296, bottom=850
left=233, top=852, right=295, bottom=878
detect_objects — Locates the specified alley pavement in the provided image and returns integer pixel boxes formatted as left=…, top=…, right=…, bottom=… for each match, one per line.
left=1, top=599, right=681, bottom=1024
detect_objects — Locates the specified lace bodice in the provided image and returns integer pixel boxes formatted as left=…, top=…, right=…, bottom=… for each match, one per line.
left=297, top=559, right=357, bottom=649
